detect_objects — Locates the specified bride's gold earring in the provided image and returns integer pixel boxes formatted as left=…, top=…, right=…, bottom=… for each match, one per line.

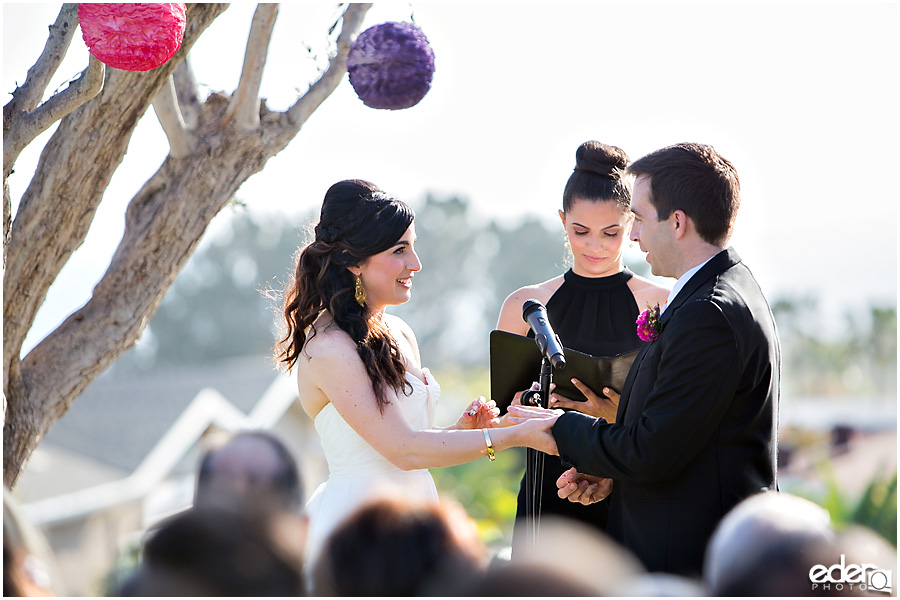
left=354, top=275, right=367, bottom=307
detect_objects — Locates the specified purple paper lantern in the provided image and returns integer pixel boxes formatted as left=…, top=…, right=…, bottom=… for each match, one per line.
left=79, top=3, right=186, bottom=72
left=347, top=21, right=435, bottom=110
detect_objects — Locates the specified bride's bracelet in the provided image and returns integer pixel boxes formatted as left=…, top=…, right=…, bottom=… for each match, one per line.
left=481, top=428, right=495, bottom=462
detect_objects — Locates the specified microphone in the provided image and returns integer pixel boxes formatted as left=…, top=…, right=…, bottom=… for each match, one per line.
left=522, top=299, right=566, bottom=370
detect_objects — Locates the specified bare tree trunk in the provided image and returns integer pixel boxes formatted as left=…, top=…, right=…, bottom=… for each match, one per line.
left=3, top=3, right=371, bottom=487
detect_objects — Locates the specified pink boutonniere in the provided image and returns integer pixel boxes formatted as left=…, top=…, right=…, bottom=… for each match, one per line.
left=636, top=304, right=662, bottom=342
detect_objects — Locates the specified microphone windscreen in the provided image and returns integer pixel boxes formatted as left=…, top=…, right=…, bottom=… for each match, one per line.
left=522, top=299, right=544, bottom=320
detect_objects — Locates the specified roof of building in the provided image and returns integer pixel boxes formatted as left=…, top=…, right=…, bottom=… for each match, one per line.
left=17, top=355, right=298, bottom=525
left=42, top=356, right=282, bottom=472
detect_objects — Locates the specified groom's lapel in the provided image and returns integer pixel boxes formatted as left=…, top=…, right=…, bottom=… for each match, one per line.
left=615, top=343, right=651, bottom=421
left=616, top=248, right=741, bottom=421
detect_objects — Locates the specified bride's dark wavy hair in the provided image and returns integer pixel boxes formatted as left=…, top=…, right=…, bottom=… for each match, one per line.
left=277, top=180, right=415, bottom=412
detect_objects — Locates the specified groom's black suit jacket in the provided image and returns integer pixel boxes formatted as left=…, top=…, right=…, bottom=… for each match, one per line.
left=553, top=248, right=780, bottom=576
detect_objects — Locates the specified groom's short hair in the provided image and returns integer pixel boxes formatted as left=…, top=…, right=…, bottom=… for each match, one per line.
left=627, top=143, right=740, bottom=246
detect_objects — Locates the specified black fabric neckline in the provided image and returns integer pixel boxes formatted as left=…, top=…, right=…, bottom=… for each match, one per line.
left=563, top=267, right=633, bottom=291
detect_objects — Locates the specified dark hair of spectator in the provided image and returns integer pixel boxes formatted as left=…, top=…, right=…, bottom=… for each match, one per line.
left=195, top=430, right=303, bottom=513
left=311, top=498, right=487, bottom=596
left=119, top=507, right=305, bottom=596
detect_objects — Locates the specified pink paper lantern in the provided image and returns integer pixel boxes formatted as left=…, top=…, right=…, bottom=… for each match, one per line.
left=79, top=3, right=186, bottom=72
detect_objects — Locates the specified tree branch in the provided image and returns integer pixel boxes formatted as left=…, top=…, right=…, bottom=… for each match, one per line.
left=285, top=3, right=371, bottom=128
left=4, top=2, right=375, bottom=489
left=153, top=76, right=195, bottom=158
left=3, top=4, right=229, bottom=404
left=3, top=177, right=10, bottom=273
left=4, top=4, right=79, bottom=117
left=172, top=58, right=200, bottom=129
left=17, top=131, right=274, bottom=463
left=3, top=56, right=105, bottom=179
left=225, top=3, right=279, bottom=130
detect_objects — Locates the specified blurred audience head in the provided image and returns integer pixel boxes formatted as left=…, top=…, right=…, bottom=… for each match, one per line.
left=705, top=491, right=842, bottom=596
left=835, top=525, right=897, bottom=595
left=195, top=430, right=303, bottom=515
left=311, top=497, right=488, bottom=596
left=462, top=561, right=605, bottom=596
left=120, top=506, right=305, bottom=596
left=625, top=572, right=709, bottom=596
left=4, top=487, right=60, bottom=597
left=471, top=516, right=645, bottom=596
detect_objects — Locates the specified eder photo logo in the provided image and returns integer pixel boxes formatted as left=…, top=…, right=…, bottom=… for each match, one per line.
left=809, top=554, right=892, bottom=594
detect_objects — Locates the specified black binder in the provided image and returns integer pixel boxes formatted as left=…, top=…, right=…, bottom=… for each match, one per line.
left=489, top=330, right=639, bottom=412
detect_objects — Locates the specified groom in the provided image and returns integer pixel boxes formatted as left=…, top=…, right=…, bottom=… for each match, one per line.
left=511, top=143, right=780, bottom=576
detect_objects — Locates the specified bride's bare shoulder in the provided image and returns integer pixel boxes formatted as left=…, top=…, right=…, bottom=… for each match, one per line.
left=301, top=316, right=357, bottom=362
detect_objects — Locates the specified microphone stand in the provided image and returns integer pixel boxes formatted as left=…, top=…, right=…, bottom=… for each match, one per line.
left=523, top=356, right=553, bottom=554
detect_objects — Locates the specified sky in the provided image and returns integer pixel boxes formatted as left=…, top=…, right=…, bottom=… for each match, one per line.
left=3, top=3, right=898, bottom=353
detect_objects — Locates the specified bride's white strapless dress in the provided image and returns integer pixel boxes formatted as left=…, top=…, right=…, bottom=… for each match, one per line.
left=304, top=368, right=441, bottom=567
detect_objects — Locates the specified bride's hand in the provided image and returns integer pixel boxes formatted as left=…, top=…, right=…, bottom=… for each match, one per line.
left=456, top=396, right=500, bottom=429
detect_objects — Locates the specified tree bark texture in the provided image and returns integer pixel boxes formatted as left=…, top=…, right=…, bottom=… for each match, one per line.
left=3, top=4, right=79, bottom=128
left=3, top=3, right=372, bottom=487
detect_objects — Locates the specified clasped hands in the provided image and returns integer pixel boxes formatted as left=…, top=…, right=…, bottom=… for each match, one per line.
left=556, top=467, right=613, bottom=505
left=507, top=381, right=619, bottom=506
left=507, top=403, right=614, bottom=506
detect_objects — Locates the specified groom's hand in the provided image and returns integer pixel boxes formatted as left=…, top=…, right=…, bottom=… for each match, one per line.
left=506, top=404, right=562, bottom=456
left=556, top=467, right=613, bottom=505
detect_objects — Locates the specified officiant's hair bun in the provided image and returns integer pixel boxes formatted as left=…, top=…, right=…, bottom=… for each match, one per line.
left=563, top=141, right=631, bottom=213
left=575, top=141, right=629, bottom=175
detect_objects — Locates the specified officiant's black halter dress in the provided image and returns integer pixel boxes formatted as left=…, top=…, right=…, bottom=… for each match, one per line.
left=512, top=267, right=642, bottom=555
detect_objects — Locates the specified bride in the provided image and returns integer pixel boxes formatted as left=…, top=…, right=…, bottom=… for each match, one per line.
left=277, top=180, right=531, bottom=568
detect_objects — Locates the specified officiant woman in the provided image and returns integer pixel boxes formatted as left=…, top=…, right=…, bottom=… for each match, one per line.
left=496, top=141, right=669, bottom=554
